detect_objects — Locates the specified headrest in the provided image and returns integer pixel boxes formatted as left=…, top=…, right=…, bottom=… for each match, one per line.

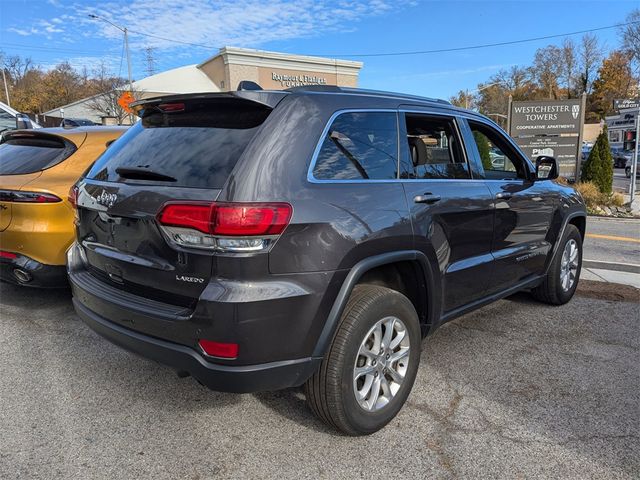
left=408, top=136, right=427, bottom=167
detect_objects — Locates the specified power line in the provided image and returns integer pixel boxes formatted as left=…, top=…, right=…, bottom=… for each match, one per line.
left=309, top=20, right=640, bottom=58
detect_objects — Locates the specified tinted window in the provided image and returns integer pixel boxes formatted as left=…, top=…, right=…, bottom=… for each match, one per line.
left=313, top=112, right=398, bottom=180
left=0, top=134, right=76, bottom=175
left=0, top=111, right=15, bottom=132
left=468, top=121, right=527, bottom=180
left=401, top=114, right=469, bottom=179
left=86, top=99, right=271, bottom=188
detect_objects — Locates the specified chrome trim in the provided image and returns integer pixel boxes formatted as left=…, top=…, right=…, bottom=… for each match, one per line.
left=306, top=108, right=476, bottom=184
left=307, top=109, right=399, bottom=184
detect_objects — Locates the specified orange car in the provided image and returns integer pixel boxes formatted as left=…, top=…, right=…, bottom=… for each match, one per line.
left=0, top=126, right=126, bottom=286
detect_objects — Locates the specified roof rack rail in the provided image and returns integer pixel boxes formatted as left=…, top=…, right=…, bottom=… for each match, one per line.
left=285, top=85, right=451, bottom=105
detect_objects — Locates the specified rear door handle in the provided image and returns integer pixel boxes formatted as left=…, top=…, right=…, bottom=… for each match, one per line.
left=495, top=192, right=512, bottom=200
left=414, top=193, right=441, bottom=204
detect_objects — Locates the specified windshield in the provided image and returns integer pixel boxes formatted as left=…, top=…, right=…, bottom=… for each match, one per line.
left=86, top=98, right=271, bottom=188
left=0, top=134, right=76, bottom=175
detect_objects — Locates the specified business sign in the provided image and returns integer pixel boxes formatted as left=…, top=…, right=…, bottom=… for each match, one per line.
left=509, top=99, right=582, bottom=136
left=270, top=72, right=328, bottom=88
left=509, top=97, right=585, bottom=180
left=613, top=98, right=640, bottom=111
left=512, top=136, right=580, bottom=178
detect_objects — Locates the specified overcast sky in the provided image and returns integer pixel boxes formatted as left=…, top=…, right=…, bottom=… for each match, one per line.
left=1, top=0, right=637, bottom=99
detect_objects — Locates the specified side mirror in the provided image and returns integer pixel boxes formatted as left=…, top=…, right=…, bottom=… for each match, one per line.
left=535, top=155, right=558, bottom=180
left=15, top=114, right=32, bottom=130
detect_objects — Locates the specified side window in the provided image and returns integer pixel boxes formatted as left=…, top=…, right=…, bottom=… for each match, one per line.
left=401, top=114, right=470, bottom=179
left=468, top=122, right=527, bottom=180
left=313, top=111, right=398, bottom=180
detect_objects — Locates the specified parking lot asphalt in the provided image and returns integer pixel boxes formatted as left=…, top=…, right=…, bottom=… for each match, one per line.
left=0, top=281, right=638, bottom=480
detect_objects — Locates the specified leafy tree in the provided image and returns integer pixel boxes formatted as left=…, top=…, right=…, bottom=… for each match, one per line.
left=473, top=131, right=492, bottom=170
left=591, top=50, right=637, bottom=118
left=449, top=90, right=474, bottom=109
left=581, top=125, right=613, bottom=194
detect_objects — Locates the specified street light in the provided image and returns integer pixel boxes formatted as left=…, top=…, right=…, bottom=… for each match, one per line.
left=88, top=14, right=134, bottom=122
left=465, top=81, right=508, bottom=109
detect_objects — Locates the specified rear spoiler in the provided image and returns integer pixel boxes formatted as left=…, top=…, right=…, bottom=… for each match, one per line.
left=131, top=91, right=289, bottom=114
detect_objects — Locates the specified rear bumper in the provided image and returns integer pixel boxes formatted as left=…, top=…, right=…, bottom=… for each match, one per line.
left=73, top=297, right=321, bottom=393
left=0, top=252, right=67, bottom=288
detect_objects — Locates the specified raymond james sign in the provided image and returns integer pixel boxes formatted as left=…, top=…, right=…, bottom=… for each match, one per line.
left=509, top=97, right=585, bottom=179
left=271, top=72, right=327, bottom=88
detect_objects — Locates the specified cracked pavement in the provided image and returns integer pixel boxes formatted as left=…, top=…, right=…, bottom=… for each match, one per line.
left=0, top=280, right=638, bottom=479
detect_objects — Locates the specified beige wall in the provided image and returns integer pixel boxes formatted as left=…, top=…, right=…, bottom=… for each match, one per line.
left=198, top=48, right=362, bottom=91
left=199, top=56, right=231, bottom=90
left=583, top=123, right=602, bottom=143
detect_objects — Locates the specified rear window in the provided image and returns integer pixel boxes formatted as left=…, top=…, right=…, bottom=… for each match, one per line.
left=85, top=98, right=271, bottom=188
left=0, top=133, right=76, bottom=175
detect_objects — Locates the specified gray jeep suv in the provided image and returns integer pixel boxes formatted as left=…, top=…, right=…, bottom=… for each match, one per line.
left=67, top=86, right=586, bottom=435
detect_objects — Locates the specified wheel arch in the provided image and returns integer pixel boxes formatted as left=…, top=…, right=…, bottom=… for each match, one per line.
left=544, top=211, right=587, bottom=275
left=312, top=250, right=440, bottom=358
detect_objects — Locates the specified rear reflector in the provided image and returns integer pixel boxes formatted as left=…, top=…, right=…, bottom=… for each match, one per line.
left=198, top=339, right=239, bottom=359
left=68, top=185, right=79, bottom=208
left=0, top=189, right=61, bottom=203
left=158, top=202, right=292, bottom=236
left=0, top=251, right=18, bottom=259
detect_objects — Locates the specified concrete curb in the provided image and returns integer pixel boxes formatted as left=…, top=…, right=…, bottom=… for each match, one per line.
left=583, top=259, right=640, bottom=274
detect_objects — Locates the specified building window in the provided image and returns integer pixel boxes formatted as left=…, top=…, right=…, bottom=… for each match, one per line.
left=608, top=129, right=622, bottom=144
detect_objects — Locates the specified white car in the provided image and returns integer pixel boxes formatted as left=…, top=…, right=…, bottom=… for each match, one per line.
left=0, top=101, right=41, bottom=132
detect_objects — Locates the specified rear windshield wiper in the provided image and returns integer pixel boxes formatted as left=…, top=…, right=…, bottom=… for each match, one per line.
left=115, top=167, right=177, bottom=182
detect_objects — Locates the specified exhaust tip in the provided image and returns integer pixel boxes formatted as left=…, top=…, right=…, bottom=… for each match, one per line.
left=13, top=268, right=32, bottom=284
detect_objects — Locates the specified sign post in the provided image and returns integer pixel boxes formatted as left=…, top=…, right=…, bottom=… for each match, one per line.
left=631, top=112, right=639, bottom=203
left=508, top=98, right=584, bottom=180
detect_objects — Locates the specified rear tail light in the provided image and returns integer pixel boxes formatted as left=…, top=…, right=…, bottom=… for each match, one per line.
left=157, top=202, right=292, bottom=252
left=0, top=251, right=18, bottom=259
left=198, top=339, right=239, bottom=359
left=0, top=189, right=61, bottom=203
left=68, top=185, right=79, bottom=208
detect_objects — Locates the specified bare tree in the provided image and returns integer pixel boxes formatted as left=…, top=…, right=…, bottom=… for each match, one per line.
left=561, top=38, right=577, bottom=98
left=85, top=62, right=141, bottom=124
left=532, top=45, right=563, bottom=99
left=2, top=52, right=34, bottom=84
left=577, top=33, right=602, bottom=95
left=620, top=9, right=640, bottom=71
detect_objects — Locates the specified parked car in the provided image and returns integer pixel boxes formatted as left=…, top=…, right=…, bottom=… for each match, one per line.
left=581, top=145, right=592, bottom=162
left=60, top=118, right=98, bottom=128
left=67, top=86, right=586, bottom=435
left=0, top=101, right=41, bottom=132
left=0, top=126, right=126, bottom=286
left=611, top=147, right=630, bottom=168
left=625, top=153, right=640, bottom=178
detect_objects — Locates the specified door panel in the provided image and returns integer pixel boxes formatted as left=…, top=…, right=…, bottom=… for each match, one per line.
left=404, top=181, right=495, bottom=312
left=486, top=180, right=556, bottom=292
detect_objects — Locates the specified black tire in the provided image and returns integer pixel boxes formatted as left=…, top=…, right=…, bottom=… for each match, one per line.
left=531, top=224, right=582, bottom=305
left=305, top=284, right=421, bottom=435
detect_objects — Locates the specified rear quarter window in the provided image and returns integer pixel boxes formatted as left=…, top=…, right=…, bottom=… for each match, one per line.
left=312, top=111, right=399, bottom=181
left=0, top=133, right=77, bottom=175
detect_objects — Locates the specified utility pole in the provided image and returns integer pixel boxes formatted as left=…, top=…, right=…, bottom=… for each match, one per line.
left=2, top=68, right=10, bottom=107
left=89, top=14, right=134, bottom=123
